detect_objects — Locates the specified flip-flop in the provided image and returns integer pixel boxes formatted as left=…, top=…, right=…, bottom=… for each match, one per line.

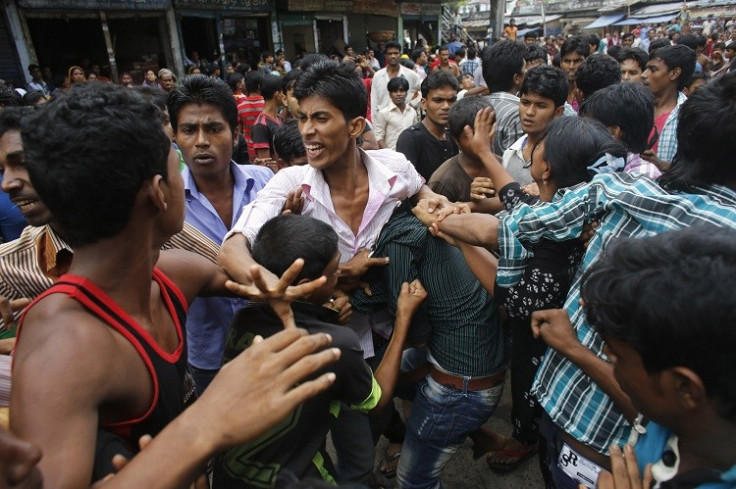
left=378, top=448, right=402, bottom=477
left=485, top=442, right=538, bottom=473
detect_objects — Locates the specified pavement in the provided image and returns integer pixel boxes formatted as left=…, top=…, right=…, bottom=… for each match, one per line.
left=329, top=374, right=546, bottom=488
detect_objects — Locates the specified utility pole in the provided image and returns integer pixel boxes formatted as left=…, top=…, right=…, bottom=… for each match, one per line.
left=489, top=0, right=505, bottom=42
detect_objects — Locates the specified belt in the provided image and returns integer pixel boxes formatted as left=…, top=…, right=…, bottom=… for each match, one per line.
left=429, top=365, right=505, bottom=391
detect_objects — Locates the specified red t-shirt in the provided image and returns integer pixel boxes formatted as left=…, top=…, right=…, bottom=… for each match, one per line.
left=238, top=95, right=265, bottom=160
left=649, top=109, right=672, bottom=155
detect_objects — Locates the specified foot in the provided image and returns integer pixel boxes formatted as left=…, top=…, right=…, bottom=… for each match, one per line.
left=469, top=428, right=509, bottom=460
left=485, top=438, right=538, bottom=473
left=378, top=443, right=402, bottom=477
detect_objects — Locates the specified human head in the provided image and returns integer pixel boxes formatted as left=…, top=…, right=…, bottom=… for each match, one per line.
left=251, top=214, right=339, bottom=304
left=540, top=116, right=627, bottom=189
left=387, top=76, right=409, bottom=107
left=448, top=95, right=493, bottom=143
left=87, top=72, right=98, bottom=81
left=524, top=31, right=539, bottom=44
left=226, top=72, right=245, bottom=94
left=579, top=82, right=654, bottom=154
left=0, top=86, right=21, bottom=109
left=683, top=71, right=708, bottom=97
left=677, top=34, right=706, bottom=55
left=145, top=69, right=157, bottom=83
left=622, top=32, right=634, bottom=47
left=293, top=59, right=367, bottom=122
left=661, top=72, right=736, bottom=189
left=22, top=90, right=48, bottom=107
left=261, top=51, right=274, bottom=65
left=481, top=40, right=528, bottom=93
left=525, top=44, right=549, bottom=70
left=574, top=54, right=622, bottom=101
left=158, top=68, right=176, bottom=92
left=384, top=41, right=402, bottom=67
left=27, top=64, right=42, bottom=81
left=0, top=106, right=52, bottom=226
left=120, top=71, right=133, bottom=86
left=411, top=48, right=428, bottom=66
left=260, top=74, right=283, bottom=102
left=273, top=119, right=307, bottom=168
left=245, top=70, right=263, bottom=95
left=518, top=65, right=567, bottom=137
left=560, top=36, right=590, bottom=82
left=66, top=65, right=85, bottom=87
left=168, top=74, right=238, bottom=134
left=648, top=38, right=671, bottom=56
left=282, top=69, right=301, bottom=117
left=581, top=226, right=736, bottom=426
left=587, top=34, right=601, bottom=55
left=726, top=44, right=736, bottom=61
left=617, top=47, right=649, bottom=83
left=459, top=73, right=475, bottom=90
left=467, top=47, right=477, bottom=60
left=21, top=82, right=173, bottom=247
left=643, top=44, right=696, bottom=94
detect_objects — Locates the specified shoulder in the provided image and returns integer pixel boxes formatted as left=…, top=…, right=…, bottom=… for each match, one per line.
left=365, top=148, right=413, bottom=172
left=234, top=162, right=273, bottom=182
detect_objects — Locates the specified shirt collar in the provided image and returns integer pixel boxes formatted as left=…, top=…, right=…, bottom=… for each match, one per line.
left=183, top=161, right=254, bottom=200
left=509, top=134, right=528, bottom=151
left=489, top=91, right=521, bottom=103
left=36, top=225, right=73, bottom=279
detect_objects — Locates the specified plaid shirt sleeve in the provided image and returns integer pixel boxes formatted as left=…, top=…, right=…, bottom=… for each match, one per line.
left=656, top=92, right=687, bottom=163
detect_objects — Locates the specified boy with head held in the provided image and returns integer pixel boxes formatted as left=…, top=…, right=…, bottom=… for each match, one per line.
left=10, top=82, right=339, bottom=489
left=214, top=214, right=426, bottom=488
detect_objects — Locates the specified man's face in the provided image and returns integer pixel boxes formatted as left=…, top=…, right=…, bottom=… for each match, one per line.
left=121, top=73, right=133, bottom=86
left=439, top=49, right=450, bottom=63
left=298, top=95, right=358, bottom=170
left=310, top=251, right=341, bottom=305
left=622, top=36, right=634, bottom=47
left=620, top=59, right=644, bottom=83
left=416, top=51, right=427, bottom=66
left=285, top=86, right=300, bottom=117
left=160, top=74, right=175, bottom=92
left=386, top=48, right=401, bottom=67
left=642, top=58, right=678, bottom=97
left=519, top=93, right=559, bottom=137
left=561, top=52, right=585, bottom=81
left=266, top=55, right=274, bottom=65
left=524, top=36, right=536, bottom=45
left=421, top=86, right=457, bottom=127
left=161, top=145, right=186, bottom=236
left=726, top=47, right=736, bottom=60
left=29, top=67, right=42, bottom=81
left=346, top=47, right=355, bottom=57
left=174, top=103, right=237, bottom=181
left=0, top=130, right=52, bottom=227
left=389, top=87, right=407, bottom=107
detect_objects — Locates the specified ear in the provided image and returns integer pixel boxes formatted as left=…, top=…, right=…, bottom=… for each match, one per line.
left=151, top=174, right=168, bottom=212
left=670, top=66, right=682, bottom=83
left=347, top=116, right=366, bottom=139
left=513, top=71, right=524, bottom=89
left=232, top=129, right=239, bottom=148
left=669, top=366, right=707, bottom=411
left=609, top=125, right=624, bottom=141
left=554, top=105, right=565, bottom=118
left=421, top=97, right=428, bottom=112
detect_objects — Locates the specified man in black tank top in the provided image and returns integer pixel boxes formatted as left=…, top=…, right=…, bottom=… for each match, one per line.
left=10, top=82, right=340, bottom=489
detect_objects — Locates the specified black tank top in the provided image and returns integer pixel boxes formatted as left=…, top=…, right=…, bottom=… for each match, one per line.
left=19, top=268, right=192, bottom=457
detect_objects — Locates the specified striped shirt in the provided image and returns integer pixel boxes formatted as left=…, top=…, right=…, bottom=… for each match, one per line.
left=0, top=222, right=219, bottom=332
left=497, top=172, right=736, bottom=453
left=486, top=92, right=524, bottom=157
left=238, top=95, right=265, bottom=161
left=656, top=92, right=687, bottom=163
left=227, top=148, right=424, bottom=357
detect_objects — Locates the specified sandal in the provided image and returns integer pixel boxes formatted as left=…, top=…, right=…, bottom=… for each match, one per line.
left=486, top=441, right=538, bottom=473
left=378, top=445, right=402, bottom=477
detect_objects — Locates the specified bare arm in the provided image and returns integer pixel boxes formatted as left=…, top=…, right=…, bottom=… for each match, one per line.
left=372, top=281, right=427, bottom=412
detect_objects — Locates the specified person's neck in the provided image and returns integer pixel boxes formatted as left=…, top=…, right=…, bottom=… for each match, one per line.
left=193, top=163, right=234, bottom=197
left=567, top=82, right=577, bottom=102
left=422, top=117, right=447, bottom=140
left=321, top=143, right=365, bottom=193
left=539, top=180, right=558, bottom=202
left=526, top=131, right=544, bottom=147
left=387, top=64, right=400, bottom=76
left=458, top=152, right=486, bottom=177
left=394, top=102, right=406, bottom=112
left=263, top=100, right=280, bottom=118
left=655, top=88, right=679, bottom=111
left=677, top=417, right=736, bottom=474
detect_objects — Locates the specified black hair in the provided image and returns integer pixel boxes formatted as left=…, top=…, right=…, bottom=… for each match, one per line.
left=481, top=40, right=528, bottom=92
left=660, top=72, right=736, bottom=189
left=260, top=74, right=283, bottom=100
left=607, top=45, right=623, bottom=61
left=587, top=34, right=601, bottom=51
left=650, top=44, right=696, bottom=92
left=21, top=82, right=170, bottom=247
left=520, top=65, right=569, bottom=108
left=0, top=85, right=21, bottom=108
left=168, top=74, right=238, bottom=133
left=575, top=54, right=622, bottom=100
left=561, top=36, right=590, bottom=59
left=685, top=71, right=709, bottom=91
left=410, top=48, right=425, bottom=63
left=0, top=106, right=32, bottom=138
left=387, top=76, right=410, bottom=92
left=251, top=214, right=338, bottom=283
left=131, top=85, right=169, bottom=112
left=226, top=72, right=244, bottom=93
left=524, top=31, right=539, bottom=40
left=447, top=95, right=492, bottom=140
left=621, top=33, right=634, bottom=42
left=648, top=38, right=670, bottom=56
left=399, top=58, right=415, bottom=70
left=616, top=47, right=649, bottom=72
left=293, top=60, right=367, bottom=121
left=245, top=70, right=263, bottom=95
left=420, top=69, right=459, bottom=99
left=552, top=52, right=561, bottom=67
left=581, top=226, right=736, bottom=422
left=22, top=90, right=47, bottom=107
left=261, top=51, right=272, bottom=61
left=579, top=82, right=654, bottom=154
left=27, top=64, right=40, bottom=72
left=525, top=44, right=549, bottom=64
left=455, top=48, right=466, bottom=59
left=543, top=116, right=627, bottom=188
left=299, top=53, right=329, bottom=72
left=467, top=47, right=477, bottom=59
left=282, top=69, right=301, bottom=93
left=384, top=41, right=401, bottom=52
left=273, top=119, right=305, bottom=164
left=678, top=34, right=706, bottom=51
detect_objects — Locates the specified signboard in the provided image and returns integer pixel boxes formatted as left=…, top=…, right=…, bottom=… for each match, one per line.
left=353, top=0, right=398, bottom=16
left=287, top=0, right=322, bottom=10
left=19, top=0, right=170, bottom=9
left=174, top=0, right=273, bottom=10
left=324, top=0, right=352, bottom=12
left=400, top=2, right=441, bottom=16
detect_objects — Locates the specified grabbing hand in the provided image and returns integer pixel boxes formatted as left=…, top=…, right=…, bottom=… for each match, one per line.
left=282, top=188, right=304, bottom=215
left=596, top=445, right=653, bottom=489
left=640, top=150, right=670, bottom=172
left=325, top=290, right=352, bottom=324
left=464, top=107, right=496, bottom=159
left=338, top=249, right=389, bottom=292
left=470, top=177, right=495, bottom=201
left=396, top=280, right=427, bottom=321
left=531, top=309, right=580, bottom=356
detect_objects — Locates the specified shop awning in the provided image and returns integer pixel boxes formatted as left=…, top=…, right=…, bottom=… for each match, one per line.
left=584, top=13, right=626, bottom=29
left=614, top=13, right=678, bottom=25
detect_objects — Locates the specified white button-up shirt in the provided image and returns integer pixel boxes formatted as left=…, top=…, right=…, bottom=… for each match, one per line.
left=373, top=103, right=418, bottom=151
left=370, top=66, right=422, bottom=119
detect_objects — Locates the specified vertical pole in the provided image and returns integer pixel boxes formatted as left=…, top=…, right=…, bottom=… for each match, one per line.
left=99, top=11, right=119, bottom=83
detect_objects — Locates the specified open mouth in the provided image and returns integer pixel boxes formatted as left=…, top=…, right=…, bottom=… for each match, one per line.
left=13, top=199, right=39, bottom=213
left=193, top=154, right=215, bottom=164
left=304, top=143, right=326, bottom=159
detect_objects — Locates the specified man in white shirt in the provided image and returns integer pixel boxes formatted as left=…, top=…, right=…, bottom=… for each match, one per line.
left=373, top=76, right=418, bottom=150
left=370, top=41, right=421, bottom=118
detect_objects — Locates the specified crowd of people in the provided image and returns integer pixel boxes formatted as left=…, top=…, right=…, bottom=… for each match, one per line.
left=0, top=22, right=735, bottom=489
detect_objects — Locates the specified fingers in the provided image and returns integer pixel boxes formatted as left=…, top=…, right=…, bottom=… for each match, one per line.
left=249, top=327, right=307, bottom=354
left=275, top=259, right=306, bottom=290
left=271, top=332, right=336, bottom=372
left=400, top=281, right=409, bottom=295
left=285, top=276, right=327, bottom=300
left=365, top=257, right=390, bottom=267
left=271, top=300, right=296, bottom=329
left=278, top=346, right=341, bottom=388
left=623, top=445, right=642, bottom=488
left=279, top=371, right=337, bottom=409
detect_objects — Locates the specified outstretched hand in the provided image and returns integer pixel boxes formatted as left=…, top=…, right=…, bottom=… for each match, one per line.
left=596, top=445, right=653, bottom=489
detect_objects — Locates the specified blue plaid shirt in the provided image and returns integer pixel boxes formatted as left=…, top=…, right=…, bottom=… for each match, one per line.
left=656, top=92, right=687, bottom=163
left=497, top=172, right=736, bottom=453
